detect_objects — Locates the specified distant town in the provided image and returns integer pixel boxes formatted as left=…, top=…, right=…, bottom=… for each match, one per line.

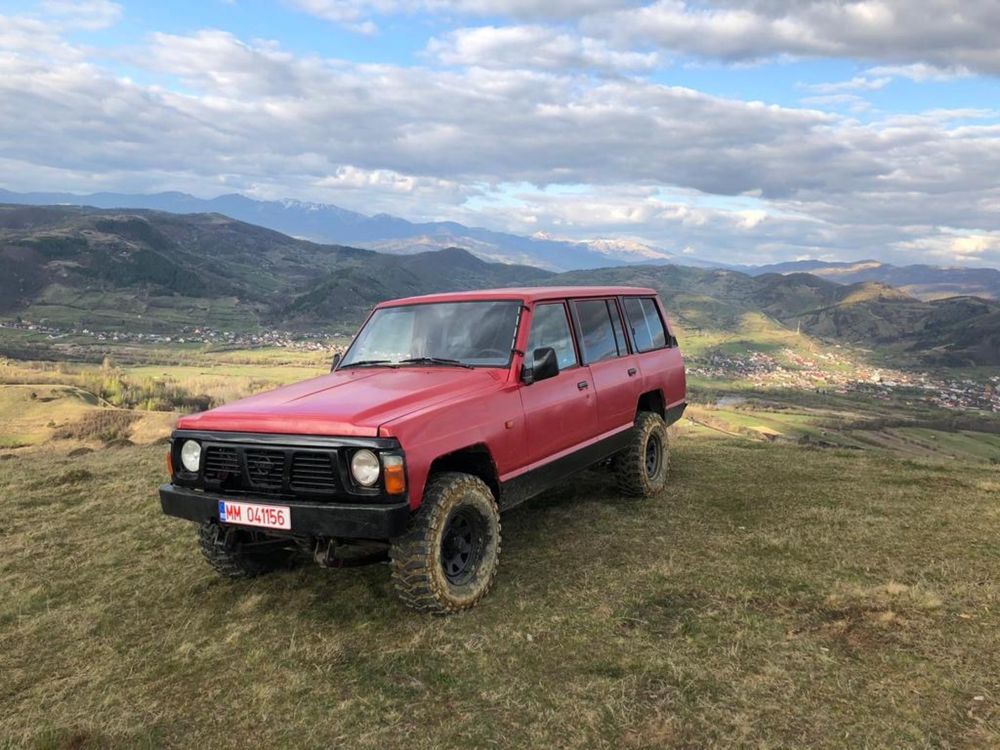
left=4, top=318, right=998, bottom=414
left=687, top=348, right=1000, bottom=413
left=0, top=319, right=347, bottom=352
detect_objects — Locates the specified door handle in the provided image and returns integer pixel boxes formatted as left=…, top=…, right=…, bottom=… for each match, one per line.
left=577, top=381, right=589, bottom=390
left=627, top=368, right=637, bottom=377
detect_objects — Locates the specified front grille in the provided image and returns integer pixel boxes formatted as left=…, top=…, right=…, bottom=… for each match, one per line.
left=203, top=446, right=240, bottom=482
left=197, top=443, right=344, bottom=498
left=244, top=448, right=286, bottom=490
left=290, top=452, right=338, bottom=492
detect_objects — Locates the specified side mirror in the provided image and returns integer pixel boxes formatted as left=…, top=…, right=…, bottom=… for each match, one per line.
left=522, top=346, right=559, bottom=384
left=330, top=352, right=342, bottom=372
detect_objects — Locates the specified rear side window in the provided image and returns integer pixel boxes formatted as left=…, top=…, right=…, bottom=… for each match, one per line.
left=526, top=303, right=578, bottom=370
left=573, top=299, right=623, bottom=364
left=623, top=297, right=669, bottom=352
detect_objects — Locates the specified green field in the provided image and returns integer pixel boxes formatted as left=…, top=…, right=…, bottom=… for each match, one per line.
left=687, top=398, right=1000, bottom=463
left=2, top=431, right=998, bottom=748
left=19, top=286, right=263, bottom=333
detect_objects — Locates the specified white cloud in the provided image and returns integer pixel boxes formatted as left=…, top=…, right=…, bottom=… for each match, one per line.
left=799, top=93, right=872, bottom=113
left=866, top=63, right=974, bottom=82
left=427, top=25, right=659, bottom=72
left=586, top=1, right=1000, bottom=75
left=42, top=0, right=123, bottom=30
left=286, top=0, right=403, bottom=25
left=286, top=0, right=638, bottom=29
left=2, top=24, right=1000, bottom=267
left=434, top=0, right=639, bottom=19
left=895, top=230, right=1000, bottom=266
left=802, top=76, right=890, bottom=94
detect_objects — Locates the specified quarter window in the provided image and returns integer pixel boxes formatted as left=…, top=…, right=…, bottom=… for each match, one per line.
left=623, top=297, right=669, bottom=352
left=573, top=299, right=622, bottom=364
left=526, top=303, right=578, bottom=370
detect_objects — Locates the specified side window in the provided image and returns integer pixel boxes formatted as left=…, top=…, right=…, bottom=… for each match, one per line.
left=608, top=299, right=629, bottom=355
left=623, top=297, right=652, bottom=351
left=641, top=298, right=668, bottom=349
left=573, top=299, right=621, bottom=364
left=624, top=297, right=669, bottom=352
left=526, top=303, right=577, bottom=371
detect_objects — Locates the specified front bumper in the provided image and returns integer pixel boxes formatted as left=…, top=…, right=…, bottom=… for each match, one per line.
left=159, top=484, right=412, bottom=539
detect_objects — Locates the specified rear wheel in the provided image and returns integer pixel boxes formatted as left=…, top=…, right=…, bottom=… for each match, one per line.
left=390, top=472, right=501, bottom=614
left=198, top=522, right=297, bottom=579
left=612, top=411, right=669, bottom=497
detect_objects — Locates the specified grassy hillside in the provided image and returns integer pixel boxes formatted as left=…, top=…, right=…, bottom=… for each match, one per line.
left=0, top=205, right=550, bottom=332
left=3, top=204, right=999, bottom=366
left=2, top=432, right=998, bottom=748
left=549, top=266, right=1000, bottom=366
left=751, top=260, right=1000, bottom=301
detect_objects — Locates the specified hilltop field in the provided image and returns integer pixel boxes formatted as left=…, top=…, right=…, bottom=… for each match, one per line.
left=2, top=415, right=999, bottom=748
left=0, top=337, right=998, bottom=748
left=1, top=209, right=998, bottom=748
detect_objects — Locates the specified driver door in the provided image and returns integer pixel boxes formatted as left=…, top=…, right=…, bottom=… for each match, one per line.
left=517, top=301, right=599, bottom=467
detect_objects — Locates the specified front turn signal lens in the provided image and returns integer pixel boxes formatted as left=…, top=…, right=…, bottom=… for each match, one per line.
left=383, top=455, right=406, bottom=495
left=166, top=450, right=174, bottom=478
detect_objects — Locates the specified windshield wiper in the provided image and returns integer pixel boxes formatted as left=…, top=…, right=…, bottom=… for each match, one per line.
left=398, top=357, right=474, bottom=369
left=338, top=359, right=399, bottom=369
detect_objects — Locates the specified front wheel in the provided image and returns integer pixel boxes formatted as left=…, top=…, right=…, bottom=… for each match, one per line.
left=198, top=522, right=297, bottom=579
left=612, top=411, right=669, bottom=497
left=390, top=472, right=501, bottom=614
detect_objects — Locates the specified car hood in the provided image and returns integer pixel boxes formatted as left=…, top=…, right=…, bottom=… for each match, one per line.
left=176, top=366, right=507, bottom=437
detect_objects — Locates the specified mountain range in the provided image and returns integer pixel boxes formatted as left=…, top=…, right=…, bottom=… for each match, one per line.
left=2, top=203, right=997, bottom=366
left=0, top=188, right=708, bottom=272
left=749, top=260, right=1000, bottom=302
left=2, top=188, right=996, bottom=301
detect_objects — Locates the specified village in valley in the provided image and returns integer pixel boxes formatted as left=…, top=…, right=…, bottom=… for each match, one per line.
left=0, top=318, right=342, bottom=352
left=5, top=316, right=998, bottom=414
left=687, top=347, right=1000, bottom=413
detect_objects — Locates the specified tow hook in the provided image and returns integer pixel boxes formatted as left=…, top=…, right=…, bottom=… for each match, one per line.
left=313, top=539, right=340, bottom=567
left=313, top=538, right=389, bottom=568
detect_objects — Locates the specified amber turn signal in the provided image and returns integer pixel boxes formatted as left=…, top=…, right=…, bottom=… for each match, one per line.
left=166, top=450, right=174, bottom=478
left=382, top=455, right=406, bottom=495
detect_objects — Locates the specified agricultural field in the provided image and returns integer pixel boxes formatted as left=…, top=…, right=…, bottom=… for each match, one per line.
left=2, top=428, right=998, bottom=748
left=687, top=395, right=1000, bottom=464
left=0, top=348, right=333, bottom=450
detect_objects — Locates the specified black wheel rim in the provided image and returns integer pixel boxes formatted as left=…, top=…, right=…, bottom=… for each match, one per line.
left=441, top=506, right=488, bottom=586
left=644, top=433, right=662, bottom=478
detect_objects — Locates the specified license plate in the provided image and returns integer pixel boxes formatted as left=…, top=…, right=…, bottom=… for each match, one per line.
left=218, top=500, right=291, bottom=530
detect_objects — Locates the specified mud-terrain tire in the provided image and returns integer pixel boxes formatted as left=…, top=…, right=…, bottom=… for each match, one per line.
left=390, top=472, right=501, bottom=614
left=612, top=411, right=669, bottom=497
left=198, top=522, right=296, bottom=579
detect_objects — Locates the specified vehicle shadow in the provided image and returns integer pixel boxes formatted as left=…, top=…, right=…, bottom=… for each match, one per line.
left=205, top=466, right=635, bottom=625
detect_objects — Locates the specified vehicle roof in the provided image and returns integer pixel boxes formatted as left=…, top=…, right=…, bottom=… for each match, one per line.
left=379, top=286, right=659, bottom=307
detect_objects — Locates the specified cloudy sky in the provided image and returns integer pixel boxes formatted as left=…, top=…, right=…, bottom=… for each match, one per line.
left=2, top=0, right=1000, bottom=267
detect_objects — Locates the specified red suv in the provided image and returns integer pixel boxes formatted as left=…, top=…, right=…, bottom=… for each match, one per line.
left=160, top=287, right=686, bottom=612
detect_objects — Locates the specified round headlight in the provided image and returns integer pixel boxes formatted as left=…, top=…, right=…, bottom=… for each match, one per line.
left=350, top=449, right=380, bottom=487
left=180, top=440, right=201, bottom=473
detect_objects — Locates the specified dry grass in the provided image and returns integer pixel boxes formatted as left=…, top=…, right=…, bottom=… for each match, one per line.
left=0, top=357, right=325, bottom=414
left=0, top=385, right=101, bottom=448
left=1, top=429, right=998, bottom=749
left=51, top=410, right=141, bottom=444
left=0, top=384, right=175, bottom=450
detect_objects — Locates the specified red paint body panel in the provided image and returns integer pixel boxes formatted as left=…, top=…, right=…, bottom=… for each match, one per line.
left=175, top=286, right=686, bottom=512
left=177, top=367, right=507, bottom=437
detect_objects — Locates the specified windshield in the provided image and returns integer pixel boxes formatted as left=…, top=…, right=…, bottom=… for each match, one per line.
left=341, top=300, right=521, bottom=368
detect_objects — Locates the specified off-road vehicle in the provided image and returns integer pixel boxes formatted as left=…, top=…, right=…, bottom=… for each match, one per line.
left=160, top=287, right=687, bottom=613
